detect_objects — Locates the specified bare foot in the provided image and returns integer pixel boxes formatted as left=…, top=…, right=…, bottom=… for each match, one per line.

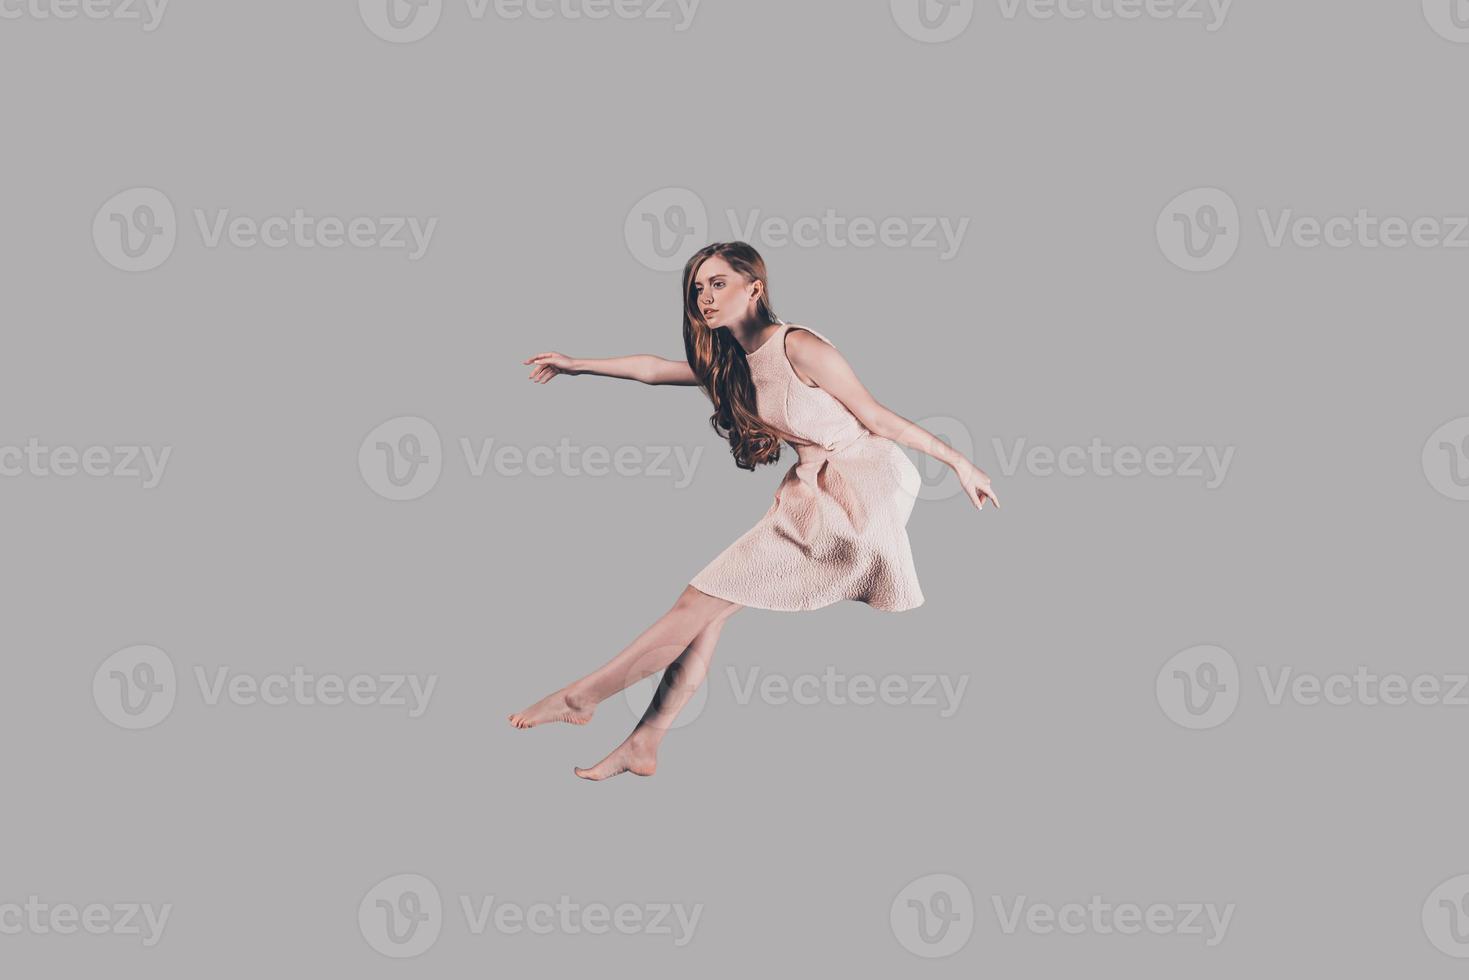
left=573, top=734, right=658, bottom=781
left=508, top=687, right=594, bottom=729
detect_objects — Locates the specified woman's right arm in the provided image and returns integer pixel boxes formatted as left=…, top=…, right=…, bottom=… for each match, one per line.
left=524, top=352, right=699, bottom=386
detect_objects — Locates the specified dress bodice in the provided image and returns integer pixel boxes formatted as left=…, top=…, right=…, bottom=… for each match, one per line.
left=745, top=321, right=869, bottom=453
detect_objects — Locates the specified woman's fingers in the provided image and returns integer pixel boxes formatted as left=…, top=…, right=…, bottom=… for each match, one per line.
left=967, top=480, right=998, bottom=511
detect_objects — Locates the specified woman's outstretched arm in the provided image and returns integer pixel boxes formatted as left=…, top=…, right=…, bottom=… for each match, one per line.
left=785, top=329, right=1000, bottom=511
left=523, top=352, right=699, bottom=386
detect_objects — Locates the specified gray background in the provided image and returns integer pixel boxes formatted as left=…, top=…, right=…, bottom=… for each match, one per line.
left=3, top=0, right=1467, bottom=974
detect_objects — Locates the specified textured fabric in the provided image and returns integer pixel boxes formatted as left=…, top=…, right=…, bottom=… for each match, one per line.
left=689, top=322, right=925, bottom=612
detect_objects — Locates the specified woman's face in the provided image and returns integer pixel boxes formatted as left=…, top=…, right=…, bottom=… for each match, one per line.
left=693, top=255, right=762, bottom=329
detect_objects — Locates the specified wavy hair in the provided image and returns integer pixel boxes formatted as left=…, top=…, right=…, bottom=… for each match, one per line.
left=681, top=242, right=786, bottom=471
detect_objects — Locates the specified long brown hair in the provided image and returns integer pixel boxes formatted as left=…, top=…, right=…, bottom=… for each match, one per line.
left=681, top=242, right=785, bottom=471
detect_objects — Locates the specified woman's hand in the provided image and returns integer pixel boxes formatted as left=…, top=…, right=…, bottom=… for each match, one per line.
left=524, top=352, right=580, bottom=384
left=955, top=459, right=1000, bottom=511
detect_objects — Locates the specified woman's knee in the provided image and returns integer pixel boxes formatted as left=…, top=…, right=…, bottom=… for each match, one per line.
left=677, top=584, right=727, bottom=610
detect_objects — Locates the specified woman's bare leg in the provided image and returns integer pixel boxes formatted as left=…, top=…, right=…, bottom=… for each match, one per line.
left=508, top=585, right=739, bottom=729
left=574, top=603, right=738, bottom=780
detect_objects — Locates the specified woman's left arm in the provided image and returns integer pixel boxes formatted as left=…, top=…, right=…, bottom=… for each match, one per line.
left=788, top=330, right=999, bottom=511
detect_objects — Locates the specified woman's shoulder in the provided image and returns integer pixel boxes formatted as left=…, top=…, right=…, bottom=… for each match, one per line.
left=781, top=322, right=837, bottom=352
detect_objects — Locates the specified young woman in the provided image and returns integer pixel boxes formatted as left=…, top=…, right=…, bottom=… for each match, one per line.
left=510, top=242, right=998, bottom=780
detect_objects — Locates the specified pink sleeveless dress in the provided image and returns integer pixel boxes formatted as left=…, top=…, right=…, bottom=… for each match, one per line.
left=689, top=322, right=925, bottom=612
